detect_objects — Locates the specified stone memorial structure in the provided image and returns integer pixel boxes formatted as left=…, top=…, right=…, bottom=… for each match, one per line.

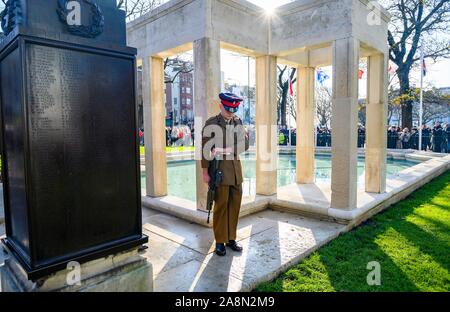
left=0, top=0, right=151, bottom=291
left=128, top=0, right=395, bottom=226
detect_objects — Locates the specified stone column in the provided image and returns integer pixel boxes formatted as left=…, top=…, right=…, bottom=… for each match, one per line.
left=365, top=53, right=388, bottom=193
left=255, top=55, right=278, bottom=196
left=194, top=38, right=221, bottom=210
left=330, top=37, right=359, bottom=210
left=142, top=56, right=168, bottom=197
left=296, top=66, right=316, bottom=184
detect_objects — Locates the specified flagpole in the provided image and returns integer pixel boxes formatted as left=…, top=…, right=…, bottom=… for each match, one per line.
left=288, top=72, right=293, bottom=147
left=419, top=44, right=424, bottom=151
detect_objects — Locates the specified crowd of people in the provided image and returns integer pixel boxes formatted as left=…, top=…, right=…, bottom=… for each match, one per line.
left=305, top=122, right=450, bottom=153
left=387, top=123, right=449, bottom=152
left=165, top=125, right=194, bottom=147
left=278, top=126, right=294, bottom=146
left=316, top=127, right=332, bottom=147
left=165, top=124, right=258, bottom=148
left=140, top=122, right=450, bottom=153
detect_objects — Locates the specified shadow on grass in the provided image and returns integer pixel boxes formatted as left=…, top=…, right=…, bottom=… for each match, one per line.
left=414, top=214, right=450, bottom=234
left=312, top=211, right=425, bottom=291
left=392, top=220, right=450, bottom=272
left=256, top=171, right=450, bottom=292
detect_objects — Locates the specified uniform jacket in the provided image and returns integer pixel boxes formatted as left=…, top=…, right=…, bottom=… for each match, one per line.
left=201, top=113, right=249, bottom=186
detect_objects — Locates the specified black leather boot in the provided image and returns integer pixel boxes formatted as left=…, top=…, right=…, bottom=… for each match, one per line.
left=226, top=240, right=243, bottom=252
left=215, top=243, right=226, bottom=256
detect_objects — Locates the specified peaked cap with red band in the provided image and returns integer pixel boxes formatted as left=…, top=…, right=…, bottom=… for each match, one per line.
left=219, top=93, right=243, bottom=113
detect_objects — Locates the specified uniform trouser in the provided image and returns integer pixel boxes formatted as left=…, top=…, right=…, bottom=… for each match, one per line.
left=213, top=184, right=243, bottom=244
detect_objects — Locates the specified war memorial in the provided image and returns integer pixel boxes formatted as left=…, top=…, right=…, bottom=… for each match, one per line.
left=0, top=0, right=448, bottom=295
left=0, top=0, right=151, bottom=291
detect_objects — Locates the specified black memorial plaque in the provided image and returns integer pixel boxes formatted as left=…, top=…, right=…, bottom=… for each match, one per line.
left=0, top=0, right=147, bottom=280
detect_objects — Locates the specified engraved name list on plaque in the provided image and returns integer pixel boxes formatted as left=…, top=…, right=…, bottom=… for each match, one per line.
left=0, top=0, right=147, bottom=281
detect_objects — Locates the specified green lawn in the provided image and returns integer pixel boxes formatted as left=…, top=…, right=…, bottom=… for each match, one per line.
left=256, top=171, right=450, bottom=292
left=140, top=146, right=195, bottom=155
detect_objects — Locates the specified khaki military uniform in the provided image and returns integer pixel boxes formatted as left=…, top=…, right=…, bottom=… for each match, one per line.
left=201, top=113, right=249, bottom=243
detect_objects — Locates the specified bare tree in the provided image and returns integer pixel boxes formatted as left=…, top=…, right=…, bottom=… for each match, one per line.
left=277, top=66, right=296, bottom=126
left=164, top=57, right=193, bottom=84
left=315, top=86, right=332, bottom=127
left=387, top=87, right=402, bottom=125
left=389, top=86, right=450, bottom=126
left=411, top=88, right=450, bottom=125
left=287, top=94, right=297, bottom=122
left=117, top=0, right=165, bottom=21
left=384, top=0, right=450, bottom=129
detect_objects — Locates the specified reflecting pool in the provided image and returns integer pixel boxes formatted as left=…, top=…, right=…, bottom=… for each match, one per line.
left=142, top=154, right=419, bottom=202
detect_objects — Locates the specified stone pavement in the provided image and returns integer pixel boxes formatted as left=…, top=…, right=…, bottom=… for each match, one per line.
left=141, top=207, right=345, bottom=292
left=0, top=205, right=346, bottom=292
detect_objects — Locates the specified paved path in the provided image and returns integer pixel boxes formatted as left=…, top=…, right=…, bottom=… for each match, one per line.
left=141, top=207, right=345, bottom=292
left=0, top=205, right=346, bottom=292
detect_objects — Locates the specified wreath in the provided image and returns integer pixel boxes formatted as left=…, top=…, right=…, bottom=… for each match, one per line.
left=0, top=0, right=23, bottom=36
left=0, top=9, right=10, bottom=36
left=57, top=0, right=104, bottom=38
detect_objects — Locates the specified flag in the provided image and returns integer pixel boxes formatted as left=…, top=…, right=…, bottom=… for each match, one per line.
left=420, top=44, right=427, bottom=77
left=289, top=77, right=294, bottom=96
left=317, top=69, right=330, bottom=86
left=358, top=69, right=365, bottom=79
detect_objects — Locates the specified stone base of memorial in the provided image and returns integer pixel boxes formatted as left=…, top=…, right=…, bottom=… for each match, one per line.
left=1, top=245, right=153, bottom=292
left=0, top=0, right=152, bottom=291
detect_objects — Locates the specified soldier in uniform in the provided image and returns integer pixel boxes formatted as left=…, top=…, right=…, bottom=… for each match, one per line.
left=201, top=93, right=249, bottom=256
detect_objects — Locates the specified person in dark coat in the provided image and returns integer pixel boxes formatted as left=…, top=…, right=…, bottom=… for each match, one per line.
left=421, top=124, right=431, bottom=151
left=410, top=127, right=419, bottom=150
left=387, top=127, right=392, bottom=148
left=431, top=123, right=444, bottom=153
left=291, top=129, right=297, bottom=146
left=445, top=124, right=450, bottom=153
left=281, top=126, right=289, bottom=146
left=316, top=127, right=323, bottom=146
left=357, top=125, right=366, bottom=148
left=326, top=128, right=332, bottom=147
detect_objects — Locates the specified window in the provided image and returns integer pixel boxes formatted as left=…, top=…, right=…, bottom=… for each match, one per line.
left=186, top=99, right=191, bottom=105
left=186, top=87, right=191, bottom=94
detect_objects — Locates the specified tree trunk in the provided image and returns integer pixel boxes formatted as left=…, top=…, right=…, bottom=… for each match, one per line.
left=280, top=85, right=288, bottom=126
left=398, top=70, right=413, bottom=129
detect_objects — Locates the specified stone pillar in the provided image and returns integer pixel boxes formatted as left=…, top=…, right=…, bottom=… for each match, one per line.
left=142, top=56, right=168, bottom=197
left=365, top=53, right=388, bottom=193
left=255, top=55, right=278, bottom=196
left=296, top=66, right=316, bottom=184
left=330, top=37, right=359, bottom=210
left=194, top=38, right=221, bottom=210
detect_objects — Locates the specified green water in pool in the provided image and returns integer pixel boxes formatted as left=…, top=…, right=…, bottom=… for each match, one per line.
left=141, top=154, right=419, bottom=202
